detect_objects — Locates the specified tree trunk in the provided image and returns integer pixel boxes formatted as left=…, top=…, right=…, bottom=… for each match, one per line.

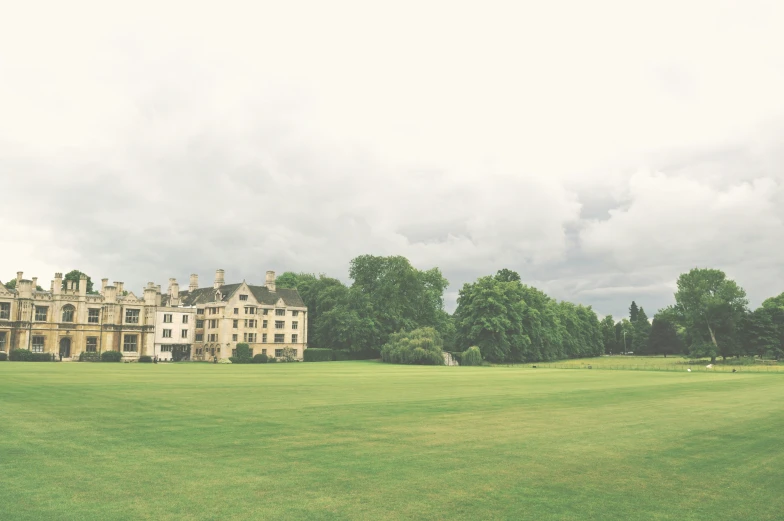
left=707, top=324, right=718, bottom=364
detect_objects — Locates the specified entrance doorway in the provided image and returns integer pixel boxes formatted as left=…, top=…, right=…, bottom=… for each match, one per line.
left=59, top=337, right=71, bottom=358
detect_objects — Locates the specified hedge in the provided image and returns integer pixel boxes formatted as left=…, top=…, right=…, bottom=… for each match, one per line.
left=9, top=349, right=54, bottom=362
left=79, top=352, right=101, bottom=362
left=304, top=348, right=333, bottom=362
left=252, top=353, right=269, bottom=364
left=101, top=350, right=123, bottom=362
left=139, top=355, right=153, bottom=363
left=0, top=352, right=7, bottom=361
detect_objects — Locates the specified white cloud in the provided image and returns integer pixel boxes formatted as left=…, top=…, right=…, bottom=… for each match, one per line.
left=1, top=0, right=784, bottom=317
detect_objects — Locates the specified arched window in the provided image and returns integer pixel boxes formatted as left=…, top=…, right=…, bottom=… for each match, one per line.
left=62, top=305, right=75, bottom=323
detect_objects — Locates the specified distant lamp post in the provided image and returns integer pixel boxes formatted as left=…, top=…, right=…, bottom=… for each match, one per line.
left=623, top=331, right=627, bottom=355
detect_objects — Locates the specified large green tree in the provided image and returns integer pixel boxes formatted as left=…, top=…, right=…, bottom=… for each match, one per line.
left=600, top=315, right=617, bottom=354
left=648, top=314, right=683, bottom=357
left=631, top=307, right=651, bottom=354
left=673, top=268, right=748, bottom=363
left=63, top=270, right=97, bottom=294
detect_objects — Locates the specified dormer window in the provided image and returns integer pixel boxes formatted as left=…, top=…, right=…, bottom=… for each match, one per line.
left=62, top=305, right=75, bottom=323
left=240, top=294, right=248, bottom=301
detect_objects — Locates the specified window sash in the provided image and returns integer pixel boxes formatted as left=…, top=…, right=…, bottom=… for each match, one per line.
left=123, top=335, right=138, bottom=352
left=88, top=309, right=100, bottom=323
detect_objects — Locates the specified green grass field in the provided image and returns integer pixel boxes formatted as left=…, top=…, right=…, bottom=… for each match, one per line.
left=525, top=355, right=784, bottom=373
left=2, top=361, right=783, bottom=520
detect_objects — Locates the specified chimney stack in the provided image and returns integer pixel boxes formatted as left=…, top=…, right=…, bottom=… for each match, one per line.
left=53, top=273, right=63, bottom=295
left=31, top=277, right=38, bottom=290
left=265, top=270, right=276, bottom=293
left=214, top=269, right=225, bottom=289
left=79, top=273, right=87, bottom=296
left=115, top=281, right=124, bottom=295
left=171, top=280, right=179, bottom=303
left=16, top=271, right=23, bottom=284
left=189, top=274, right=199, bottom=292
left=101, top=278, right=108, bottom=295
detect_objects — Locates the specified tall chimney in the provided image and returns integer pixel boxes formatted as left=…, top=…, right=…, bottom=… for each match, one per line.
left=79, top=273, right=87, bottom=296
left=171, top=280, right=179, bottom=302
left=115, top=282, right=124, bottom=295
left=266, top=270, right=276, bottom=293
left=53, top=273, right=63, bottom=295
left=189, top=274, right=199, bottom=292
left=214, top=269, right=225, bottom=289
left=31, top=277, right=38, bottom=290
left=101, top=278, right=108, bottom=295
left=104, top=285, right=117, bottom=303
left=16, top=271, right=23, bottom=283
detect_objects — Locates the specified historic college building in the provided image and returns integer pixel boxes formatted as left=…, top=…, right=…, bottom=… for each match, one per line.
left=0, top=269, right=307, bottom=361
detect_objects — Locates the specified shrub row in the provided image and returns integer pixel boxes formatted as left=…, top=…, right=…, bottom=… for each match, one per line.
left=79, top=352, right=101, bottom=362
left=0, top=352, right=7, bottom=361
left=101, top=351, right=123, bottom=362
left=304, top=348, right=379, bottom=362
left=9, top=349, right=54, bottom=362
left=139, top=355, right=153, bottom=363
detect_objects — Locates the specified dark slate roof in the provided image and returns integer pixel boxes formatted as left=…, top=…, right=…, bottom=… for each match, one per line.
left=177, top=283, right=304, bottom=308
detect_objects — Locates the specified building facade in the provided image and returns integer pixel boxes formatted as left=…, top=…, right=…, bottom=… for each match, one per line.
left=0, top=272, right=160, bottom=360
left=180, top=270, right=308, bottom=361
left=154, top=278, right=196, bottom=361
left=0, top=269, right=308, bottom=361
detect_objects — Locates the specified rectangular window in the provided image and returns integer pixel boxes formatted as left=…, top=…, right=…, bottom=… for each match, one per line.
left=233, top=319, right=238, bottom=328
left=32, top=336, right=45, bottom=352
left=125, top=309, right=140, bottom=324
left=292, top=321, right=298, bottom=330
left=210, top=307, right=220, bottom=315
left=196, top=320, right=204, bottom=328
left=161, top=345, right=172, bottom=352
left=86, top=337, right=98, bottom=352
left=232, top=334, right=238, bottom=341
left=208, top=334, right=218, bottom=342
left=245, top=306, right=256, bottom=315
left=262, top=348, right=267, bottom=355
left=88, top=308, right=100, bottom=323
left=275, top=349, right=283, bottom=357
left=181, top=329, right=188, bottom=339
left=262, top=320, right=268, bottom=328
left=61, top=306, right=74, bottom=322
left=0, top=302, right=9, bottom=319
left=234, top=307, right=239, bottom=314
left=232, top=348, right=236, bottom=356
left=245, top=319, right=257, bottom=328
left=262, top=333, right=267, bottom=343
left=275, top=309, right=285, bottom=316
left=163, top=314, right=173, bottom=323
left=262, top=309, right=269, bottom=315
left=275, top=321, right=285, bottom=329
left=195, top=333, right=204, bottom=342
left=292, top=310, right=299, bottom=317
left=274, top=334, right=284, bottom=343
left=292, top=334, right=298, bottom=343
left=245, top=333, right=256, bottom=342
left=35, top=306, right=48, bottom=321
left=182, top=315, right=189, bottom=324
left=0, top=332, right=6, bottom=350
left=240, top=294, right=248, bottom=301
left=209, top=319, right=218, bottom=328
left=123, top=335, right=138, bottom=352
left=163, top=329, right=172, bottom=338
left=197, top=308, right=204, bottom=315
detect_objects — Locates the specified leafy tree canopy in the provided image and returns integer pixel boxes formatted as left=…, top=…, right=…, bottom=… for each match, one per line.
left=63, top=270, right=98, bottom=294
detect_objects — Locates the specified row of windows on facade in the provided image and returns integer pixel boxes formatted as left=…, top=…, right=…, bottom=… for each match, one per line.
left=199, top=306, right=298, bottom=317
left=197, top=333, right=298, bottom=343
left=0, top=303, right=300, bottom=324
left=161, top=329, right=189, bottom=339
left=195, top=346, right=294, bottom=358
left=197, top=319, right=298, bottom=330
left=22, top=335, right=107, bottom=353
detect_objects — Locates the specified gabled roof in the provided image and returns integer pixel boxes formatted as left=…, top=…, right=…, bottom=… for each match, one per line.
left=178, top=283, right=304, bottom=308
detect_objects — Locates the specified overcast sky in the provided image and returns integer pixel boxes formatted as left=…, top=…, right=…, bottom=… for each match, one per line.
left=2, top=0, right=783, bottom=319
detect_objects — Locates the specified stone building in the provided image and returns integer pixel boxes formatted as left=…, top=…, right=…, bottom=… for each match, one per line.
left=0, top=272, right=160, bottom=360
left=154, top=278, right=196, bottom=361
left=177, top=269, right=308, bottom=361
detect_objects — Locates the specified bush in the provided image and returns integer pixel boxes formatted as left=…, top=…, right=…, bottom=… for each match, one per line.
left=229, top=356, right=252, bottom=364
left=139, top=355, right=153, bottom=363
left=279, top=347, right=298, bottom=362
left=267, top=357, right=277, bottom=363
left=252, top=353, right=269, bottom=364
left=381, top=327, right=445, bottom=365
left=0, top=352, right=7, bottom=361
left=101, top=350, right=123, bottom=362
left=217, top=358, right=232, bottom=364
left=79, top=352, right=101, bottom=362
left=461, top=346, right=482, bottom=366
left=332, top=349, right=352, bottom=361
left=9, top=349, right=53, bottom=362
left=304, top=348, right=333, bottom=362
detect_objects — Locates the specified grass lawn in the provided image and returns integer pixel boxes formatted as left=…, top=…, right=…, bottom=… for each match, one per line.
left=1, top=361, right=783, bottom=520
left=527, top=355, right=784, bottom=373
